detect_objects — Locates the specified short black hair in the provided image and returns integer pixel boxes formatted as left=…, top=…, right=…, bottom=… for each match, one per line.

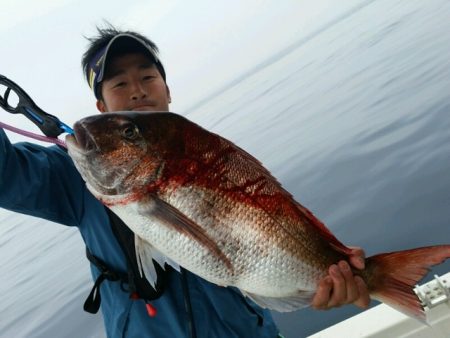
left=81, top=24, right=167, bottom=99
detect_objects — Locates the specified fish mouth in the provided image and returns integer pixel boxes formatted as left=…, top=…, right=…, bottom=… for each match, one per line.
left=65, top=121, right=98, bottom=154
left=66, top=123, right=146, bottom=197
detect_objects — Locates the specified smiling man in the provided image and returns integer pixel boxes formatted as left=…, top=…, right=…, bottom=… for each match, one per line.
left=97, top=56, right=171, bottom=112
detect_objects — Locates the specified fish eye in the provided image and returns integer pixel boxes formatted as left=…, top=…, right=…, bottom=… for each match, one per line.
left=121, top=124, right=140, bottom=140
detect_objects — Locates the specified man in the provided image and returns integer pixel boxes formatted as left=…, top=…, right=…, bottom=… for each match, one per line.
left=0, top=26, right=369, bottom=337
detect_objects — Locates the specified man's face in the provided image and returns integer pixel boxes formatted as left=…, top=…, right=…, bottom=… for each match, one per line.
left=97, top=52, right=171, bottom=113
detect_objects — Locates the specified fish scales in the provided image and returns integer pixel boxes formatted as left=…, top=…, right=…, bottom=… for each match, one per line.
left=151, top=131, right=331, bottom=293
left=161, top=130, right=337, bottom=277
left=161, top=186, right=321, bottom=294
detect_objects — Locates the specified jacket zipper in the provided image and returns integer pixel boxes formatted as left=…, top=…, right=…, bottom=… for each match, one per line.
left=181, top=268, right=197, bottom=338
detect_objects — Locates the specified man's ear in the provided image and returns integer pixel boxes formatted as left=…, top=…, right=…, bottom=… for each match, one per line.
left=166, top=85, right=172, bottom=103
left=96, top=100, right=107, bottom=113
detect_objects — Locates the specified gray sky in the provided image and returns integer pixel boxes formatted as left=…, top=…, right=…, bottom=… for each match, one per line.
left=1, top=0, right=362, bottom=142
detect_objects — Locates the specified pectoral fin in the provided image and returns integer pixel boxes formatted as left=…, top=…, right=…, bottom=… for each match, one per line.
left=139, top=195, right=233, bottom=272
left=135, top=235, right=180, bottom=288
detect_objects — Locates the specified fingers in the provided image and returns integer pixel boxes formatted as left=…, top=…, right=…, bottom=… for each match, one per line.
left=311, top=246, right=369, bottom=311
left=311, top=276, right=333, bottom=310
left=340, top=261, right=360, bottom=303
left=312, top=260, right=371, bottom=310
left=348, top=247, right=365, bottom=270
left=327, top=261, right=356, bottom=308
left=353, top=276, right=370, bottom=309
left=347, top=246, right=370, bottom=308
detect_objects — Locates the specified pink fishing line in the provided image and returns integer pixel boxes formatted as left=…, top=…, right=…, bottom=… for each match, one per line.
left=0, top=121, right=67, bottom=148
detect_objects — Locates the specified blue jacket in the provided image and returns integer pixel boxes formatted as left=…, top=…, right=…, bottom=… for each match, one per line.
left=0, top=129, right=279, bottom=338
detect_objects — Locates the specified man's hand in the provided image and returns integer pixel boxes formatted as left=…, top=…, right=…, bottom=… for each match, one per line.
left=311, top=247, right=370, bottom=310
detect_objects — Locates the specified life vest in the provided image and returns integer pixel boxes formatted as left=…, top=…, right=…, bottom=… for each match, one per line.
left=83, top=206, right=170, bottom=317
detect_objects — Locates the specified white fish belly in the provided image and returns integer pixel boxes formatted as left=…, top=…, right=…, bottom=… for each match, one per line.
left=110, top=202, right=233, bottom=286
left=111, top=186, right=324, bottom=297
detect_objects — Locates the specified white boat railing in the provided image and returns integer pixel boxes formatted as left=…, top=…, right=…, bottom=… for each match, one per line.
left=309, top=272, right=450, bottom=338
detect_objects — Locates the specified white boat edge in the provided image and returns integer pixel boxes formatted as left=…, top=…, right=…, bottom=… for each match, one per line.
left=308, top=272, right=450, bottom=338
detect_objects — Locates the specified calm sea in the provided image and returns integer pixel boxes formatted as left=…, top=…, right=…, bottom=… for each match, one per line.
left=1, top=0, right=449, bottom=337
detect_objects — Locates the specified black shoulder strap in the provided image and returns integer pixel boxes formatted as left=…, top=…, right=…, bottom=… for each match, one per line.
left=84, top=247, right=128, bottom=313
left=105, top=206, right=169, bottom=300
left=83, top=207, right=169, bottom=314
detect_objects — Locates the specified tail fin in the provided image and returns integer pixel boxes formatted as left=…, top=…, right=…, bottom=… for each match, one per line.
left=364, top=245, right=450, bottom=322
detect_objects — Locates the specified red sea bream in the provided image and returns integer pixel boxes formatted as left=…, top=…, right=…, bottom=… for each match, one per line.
left=66, top=112, right=450, bottom=321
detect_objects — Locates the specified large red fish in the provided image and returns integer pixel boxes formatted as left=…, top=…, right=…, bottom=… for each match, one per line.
left=66, top=112, right=450, bottom=321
